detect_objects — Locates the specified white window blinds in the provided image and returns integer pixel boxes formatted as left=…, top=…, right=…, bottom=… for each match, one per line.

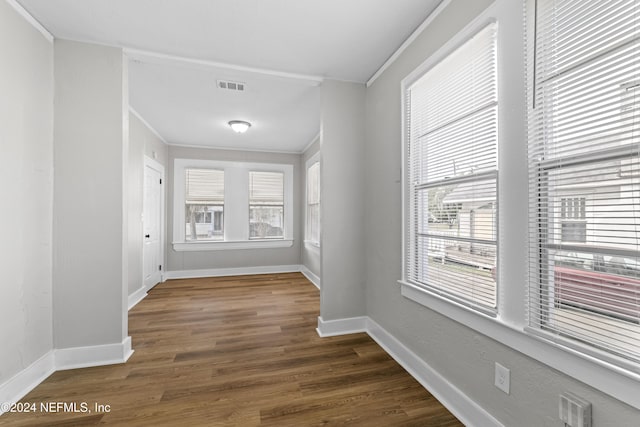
left=307, top=161, right=320, bottom=244
left=406, top=23, right=498, bottom=313
left=528, top=0, right=640, bottom=365
left=185, top=168, right=224, bottom=204
left=249, top=171, right=284, bottom=239
left=249, top=171, right=284, bottom=205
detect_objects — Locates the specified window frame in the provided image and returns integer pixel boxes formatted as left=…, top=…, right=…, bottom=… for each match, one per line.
left=248, top=170, right=285, bottom=240
left=397, top=0, right=640, bottom=410
left=172, top=158, right=294, bottom=251
left=402, top=20, right=499, bottom=315
left=305, top=152, right=321, bottom=247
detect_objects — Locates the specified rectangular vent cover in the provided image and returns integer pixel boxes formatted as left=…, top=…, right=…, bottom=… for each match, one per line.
left=217, top=80, right=245, bottom=91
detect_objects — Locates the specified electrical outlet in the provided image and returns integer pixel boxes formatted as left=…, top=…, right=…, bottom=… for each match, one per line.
left=494, top=362, right=510, bottom=394
left=559, top=392, right=591, bottom=427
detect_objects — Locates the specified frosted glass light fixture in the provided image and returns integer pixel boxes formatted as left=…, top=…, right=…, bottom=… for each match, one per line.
left=228, top=120, right=251, bottom=133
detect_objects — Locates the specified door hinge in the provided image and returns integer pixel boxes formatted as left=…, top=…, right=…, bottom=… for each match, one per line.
left=159, top=178, right=162, bottom=184
left=159, top=265, right=162, bottom=271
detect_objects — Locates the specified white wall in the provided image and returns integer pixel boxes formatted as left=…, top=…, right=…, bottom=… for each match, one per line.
left=320, top=80, right=366, bottom=320
left=128, top=112, right=168, bottom=296
left=364, top=0, right=640, bottom=424
left=0, top=0, right=53, bottom=385
left=53, top=40, right=129, bottom=350
left=166, top=145, right=302, bottom=273
left=301, top=137, right=321, bottom=281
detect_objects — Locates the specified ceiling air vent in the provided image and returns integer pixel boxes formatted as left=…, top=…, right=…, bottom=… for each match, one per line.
left=217, top=80, right=245, bottom=92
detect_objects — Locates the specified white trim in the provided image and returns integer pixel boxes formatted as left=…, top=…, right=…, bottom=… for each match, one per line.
left=130, top=107, right=168, bottom=145
left=400, top=281, right=640, bottom=410
left=366, top=0, right=451, bottom=87
left=166, top=142, right=302, bottom=155
left=300, top=266, right=321, bottom=289
left=0, top=352, right=55, bottom=415
left=124, top=48, right=324, bottom=85
left=5, top=0, right=54, bottom=43
left=366, top=318, right=502, bottom=427
left=55, top=337, right=133, bottom=371
left=301, top=132, right=321, bottom=155
left=128, top=286, right=148, bottom=310
left=173, top=239, right=293, bottom=252
left=316, top=316, right=367, bottom=337
left=164, top=264, right=301, bottom=280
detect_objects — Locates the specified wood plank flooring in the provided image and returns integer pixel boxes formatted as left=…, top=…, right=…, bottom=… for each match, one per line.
left=0, top=273, right=462, bottom=426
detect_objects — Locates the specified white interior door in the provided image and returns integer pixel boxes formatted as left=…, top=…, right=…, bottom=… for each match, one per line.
left=143, top=159, right=164, bottom=290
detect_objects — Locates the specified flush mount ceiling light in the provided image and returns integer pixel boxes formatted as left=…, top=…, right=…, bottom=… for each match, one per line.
left=228, top=120, right=251, bottom=133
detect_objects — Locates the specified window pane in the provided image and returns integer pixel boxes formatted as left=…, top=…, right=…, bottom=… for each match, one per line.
left=414, top=180, right=497, bottom=308
left=250, top=206, right=284, bottom=239
left=307, top=161, right=320, bottom=243
left=406, top=23, right=498, bottom=312
left=529, top=0, right=640, bottom=364
left=185, top=204, right=223, bottom=241
left=249, top=171, right=284, bottom=239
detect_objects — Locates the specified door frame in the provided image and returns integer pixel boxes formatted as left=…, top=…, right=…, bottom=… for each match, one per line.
left=143, top=155, right=165, bottom=291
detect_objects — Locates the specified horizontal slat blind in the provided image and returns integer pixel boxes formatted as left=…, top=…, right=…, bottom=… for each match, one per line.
left=528, top=0, right=640, bottom=365
left=185, top=168, right=224, bottom=203
left=307, top=162, right=320, bottom=205
left=307, top=162, right=320, bottom=243
left=407, top=23, right=498, bottom=313
left=249, top=171, right=284, bottom=205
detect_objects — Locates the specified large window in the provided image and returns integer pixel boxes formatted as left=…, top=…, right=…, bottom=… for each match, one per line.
left=173, top=159, right=293, bottom=251
left=528, top=0, right=640, bottom=365
left=306, top=158, right=320, bottom=245
left=249, top=171, right=284, bottom=239
left=404, top=23, right=498, bottom=313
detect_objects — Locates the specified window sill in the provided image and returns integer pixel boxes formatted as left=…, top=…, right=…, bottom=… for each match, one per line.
left=173, top=239, right=293, bottom=252
left=398, top=279, right=640, bottom=410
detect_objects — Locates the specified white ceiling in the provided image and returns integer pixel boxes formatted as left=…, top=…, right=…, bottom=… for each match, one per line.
left=18, top=0, right=441, bottom=152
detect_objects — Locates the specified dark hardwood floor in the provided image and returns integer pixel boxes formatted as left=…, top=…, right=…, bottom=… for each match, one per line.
left=0, top=273, right=462, bottom=426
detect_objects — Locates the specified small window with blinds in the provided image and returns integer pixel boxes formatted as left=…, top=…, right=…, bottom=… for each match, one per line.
left=528, top=0, right=640, bottom=364
left=307, top=161, right=320, bottom=245
left=185, top=168, right=224, bottom=241
left=249, top=171, right=284, bottom=239
left=405, top=22, right=498, bottom=314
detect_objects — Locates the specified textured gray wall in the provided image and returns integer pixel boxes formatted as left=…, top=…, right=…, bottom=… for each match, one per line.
left=320, top=80, right=366, bottom=320
left=53, top=40, right=127, bottom=348
left=0, top=0, right=54, bottom=385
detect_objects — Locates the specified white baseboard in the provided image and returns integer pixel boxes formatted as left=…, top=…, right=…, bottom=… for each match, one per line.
left=164, top=264, right=302, bottom=280
left=0, top=352, right=55, bottom=415
left=128, top=287, right=148, bottom=310
left=316, top=316, right=368, bottom=337
left=300, top=266, right=321, bottom=289
left=55, top=337, right=133, bottom=371
left=317, top=316, right=502, bottom=427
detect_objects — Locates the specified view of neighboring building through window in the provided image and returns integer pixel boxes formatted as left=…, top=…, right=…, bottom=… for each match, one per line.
left=184, top=168, right=224, bottom=241
left=404, top=23, right=498, bottom=313
left=249, top=171, right=284, bottom=239
left=306, top=160, right=320, bottom=245
left=560, top=197, right=586, bottom=243
left=528, top=0, right=640, bottom=364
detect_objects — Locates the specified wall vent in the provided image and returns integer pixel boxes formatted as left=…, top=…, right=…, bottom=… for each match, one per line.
left=217, top=80, right=245, bottom=91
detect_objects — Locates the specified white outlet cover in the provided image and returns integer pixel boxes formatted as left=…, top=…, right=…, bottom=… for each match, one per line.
left=494, top=362, right=510, bottom=394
